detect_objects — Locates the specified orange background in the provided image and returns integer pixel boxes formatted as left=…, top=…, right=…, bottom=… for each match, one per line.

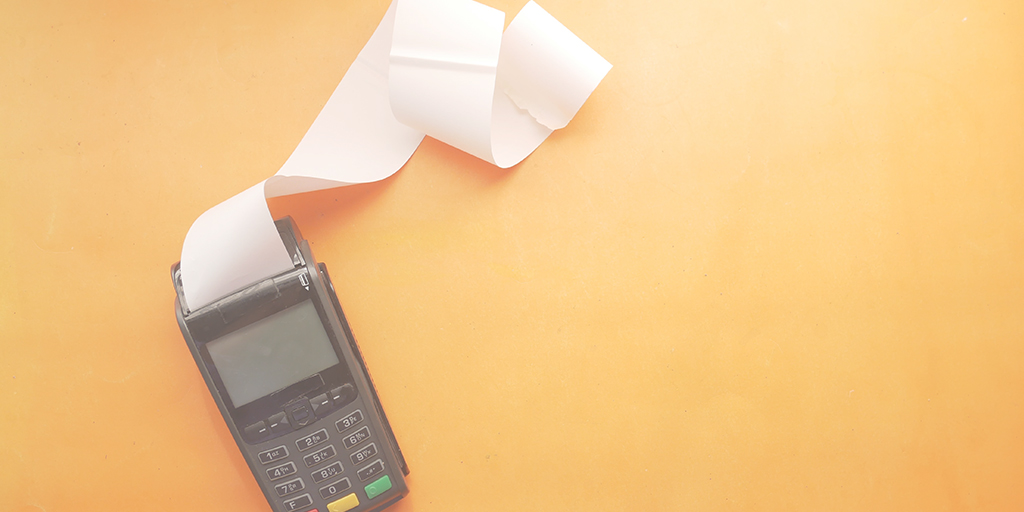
left=2, top=0, right=1023, bottom=510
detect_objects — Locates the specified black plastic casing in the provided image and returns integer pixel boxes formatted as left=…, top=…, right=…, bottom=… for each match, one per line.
left=171, top=218, right=408, bottom=512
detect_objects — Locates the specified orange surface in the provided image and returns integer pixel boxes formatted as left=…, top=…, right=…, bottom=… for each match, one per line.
left=2, top=1, right=1023, bottom=511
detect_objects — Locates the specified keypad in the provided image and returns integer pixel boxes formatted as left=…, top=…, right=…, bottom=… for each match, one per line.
left=252, top=404, right=395, bottom=509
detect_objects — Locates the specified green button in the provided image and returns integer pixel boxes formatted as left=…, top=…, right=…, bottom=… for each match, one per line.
left=364, top=475, right=393, bottom=500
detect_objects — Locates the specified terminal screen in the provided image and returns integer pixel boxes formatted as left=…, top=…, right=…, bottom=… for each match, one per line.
left=207, top=300, right=339, bottom=407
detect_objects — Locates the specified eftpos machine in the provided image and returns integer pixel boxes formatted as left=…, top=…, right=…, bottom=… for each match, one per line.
left=171, top=218, right=408, bottom=512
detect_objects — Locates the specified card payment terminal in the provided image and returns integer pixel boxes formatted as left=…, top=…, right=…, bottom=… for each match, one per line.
left=171, top=218, right=408, bottom=512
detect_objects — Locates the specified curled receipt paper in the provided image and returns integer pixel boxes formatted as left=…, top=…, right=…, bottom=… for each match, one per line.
left=179, top=0, right=611, bottom=311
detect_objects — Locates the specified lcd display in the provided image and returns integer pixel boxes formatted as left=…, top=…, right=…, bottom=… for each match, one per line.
left=206, top=300, right=340, bottom=407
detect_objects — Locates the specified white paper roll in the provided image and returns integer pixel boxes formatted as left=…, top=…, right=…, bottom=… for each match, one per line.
left=180, top=0, right=611, bottom=310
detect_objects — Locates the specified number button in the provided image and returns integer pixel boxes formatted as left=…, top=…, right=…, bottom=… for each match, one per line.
left=274, top=477, right=305, bottom=497
left=303, top=444, right=338, bottom=468
left=311, top=461, right=344, bottom=484
left=318, top=477, right=352, bottom=500
left=258, top=445, right=289, bottom=465
left=296, top=428, right=329, bottom=452
left=266, top=461, right=297, bottom=481
left=350, top=443, right=378, bottom=465
left=342, top=426, right=371, bottom=450
left=335, top=410, right=364, bottom=433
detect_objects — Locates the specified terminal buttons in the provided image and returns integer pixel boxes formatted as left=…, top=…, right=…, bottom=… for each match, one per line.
left=258, top=445, right=289, bottom=465
left=244, top=398, right=400, bottom=509
left=364, top=475, right=393, bottom=500
left=266, top=461, right=297, bottom=481
left=319, top=477, right=352, bottom=500
left=335, top=410, right=363, bottom=433
left=285, top=400, right=315, bottom=428
left=274, top=478, right=305, bottom=498
left=312, top=461, right=344, bottom=484
left=330, top=384, right=356, bottom=408
left=350, top=443, right=377, bottom=465
left=267, top=412, right=291, bottom=434
left=243, top=420, right=270, bottom=443
left=342, top=426, right=371, bottom=450
left=296, top=428, right=329, bottom=452
left=357, top=459, right=385, bottom=482
left=282, top=493, right=312, bottom=511
left=327, top=493, right=360, bottom=512
left=310, top=392, right=334, bottom=417
left=303, top=444, right=337, bottom=468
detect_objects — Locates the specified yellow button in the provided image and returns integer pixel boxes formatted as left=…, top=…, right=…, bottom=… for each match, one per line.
left=327, top=492, right=360, bottom=512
